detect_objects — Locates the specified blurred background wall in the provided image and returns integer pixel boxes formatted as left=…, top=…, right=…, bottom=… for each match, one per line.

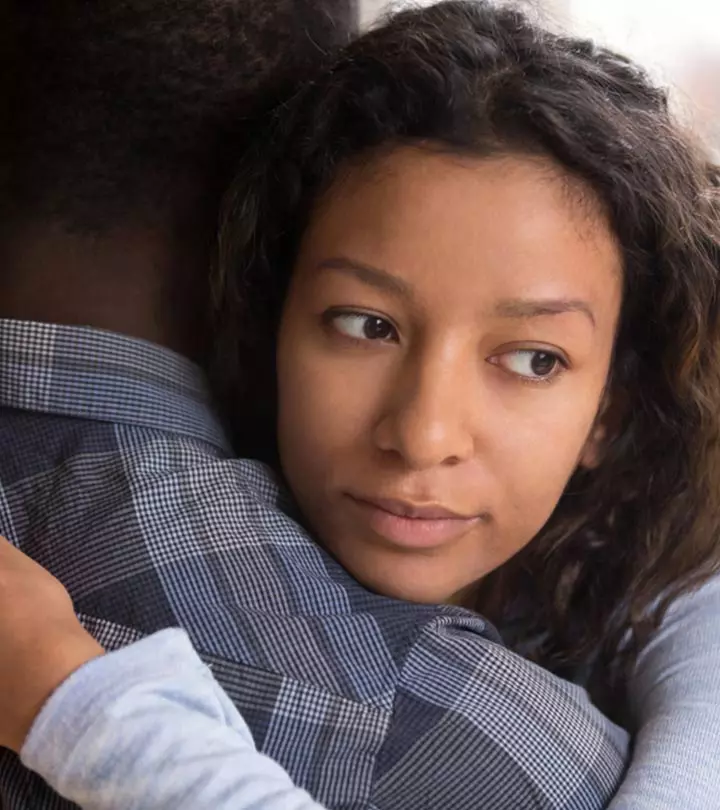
left=358, top=0, right=720, bottom=155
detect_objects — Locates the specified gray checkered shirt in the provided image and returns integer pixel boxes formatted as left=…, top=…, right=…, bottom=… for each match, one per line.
left=0, top=319, right=628, bottom=810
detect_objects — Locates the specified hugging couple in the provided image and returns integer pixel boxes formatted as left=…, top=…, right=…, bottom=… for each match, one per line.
left=1, top=2, right=719, bottom=809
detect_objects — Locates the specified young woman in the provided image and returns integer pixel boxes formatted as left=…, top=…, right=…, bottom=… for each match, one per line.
left=3, top=2, right=720, bottom=808
left=211, top=0, right=720, bottom=717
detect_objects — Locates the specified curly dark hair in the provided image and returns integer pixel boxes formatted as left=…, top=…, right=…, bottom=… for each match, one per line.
left=212, top=0, right=720, bottom=711
left=0, top=0, right=356, bottom=231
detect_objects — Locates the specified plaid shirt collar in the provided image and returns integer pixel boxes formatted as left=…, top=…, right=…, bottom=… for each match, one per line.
left=0, top=318, right=231, bottom=453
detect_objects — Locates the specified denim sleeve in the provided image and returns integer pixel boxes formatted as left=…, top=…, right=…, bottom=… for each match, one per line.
left=20, top=629, right=327, bottom=810
left=610, top=574, right=720, bottom=810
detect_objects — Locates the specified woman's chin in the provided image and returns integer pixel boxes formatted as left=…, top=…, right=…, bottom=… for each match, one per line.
left=348, top=560, right=478, bottom=607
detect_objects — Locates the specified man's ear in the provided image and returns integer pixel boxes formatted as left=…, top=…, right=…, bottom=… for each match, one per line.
left=579, top=390, right=626, bottom=470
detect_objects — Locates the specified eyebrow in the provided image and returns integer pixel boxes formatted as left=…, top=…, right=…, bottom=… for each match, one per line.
left=317, top=257, right=413, bottom=299
left=494, top=298, right=596, bottom=328
left=318, top=257, right=596, bottom=328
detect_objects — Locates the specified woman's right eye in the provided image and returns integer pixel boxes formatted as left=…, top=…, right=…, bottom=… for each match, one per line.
left=330, top=312, right=398, bottom=343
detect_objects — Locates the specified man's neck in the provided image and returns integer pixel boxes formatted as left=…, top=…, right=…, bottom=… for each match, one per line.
left=0, top=220, right=210, bottom=363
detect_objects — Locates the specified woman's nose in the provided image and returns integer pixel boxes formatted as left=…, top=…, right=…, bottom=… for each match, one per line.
left=373, top=349, right=477, bottom=470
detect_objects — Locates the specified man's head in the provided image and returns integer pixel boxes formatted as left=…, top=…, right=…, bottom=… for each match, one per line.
left=0, top=1, right=355, bottom=358
left=1, top=1, right=355, bottom=234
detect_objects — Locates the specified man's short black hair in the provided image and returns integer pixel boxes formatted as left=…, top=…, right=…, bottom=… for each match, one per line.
left=1, top=0, right=356, bottom=231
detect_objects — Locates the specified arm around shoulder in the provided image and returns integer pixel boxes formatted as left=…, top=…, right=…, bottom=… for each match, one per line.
left=21, top=629, right=327, bottom=810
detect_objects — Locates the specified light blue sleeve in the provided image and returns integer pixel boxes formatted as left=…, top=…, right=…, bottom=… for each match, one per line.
left=20, top=629, right=327, bottom=810
left=610, top=574, right=720, bottom=809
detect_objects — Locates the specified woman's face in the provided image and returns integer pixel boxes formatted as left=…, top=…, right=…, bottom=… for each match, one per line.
left=277, top=149, right=622, bottom=603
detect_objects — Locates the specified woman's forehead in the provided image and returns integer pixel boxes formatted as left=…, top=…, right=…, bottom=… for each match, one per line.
left=297, top=148, right=622, bottom=320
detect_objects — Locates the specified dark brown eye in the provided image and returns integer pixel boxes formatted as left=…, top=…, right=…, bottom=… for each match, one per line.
left=491, top=349, right=564, bottom=381
left=363, top=317, right=394, bottom=340
left=530, top=352, right=558, bottom=377
left=331, top=312, right=398, bottom=342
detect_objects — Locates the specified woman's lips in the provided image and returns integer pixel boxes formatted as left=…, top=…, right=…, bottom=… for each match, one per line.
left=346, top=495, right=483, bottom=549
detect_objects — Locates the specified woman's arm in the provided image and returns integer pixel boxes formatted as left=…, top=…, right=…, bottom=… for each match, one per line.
left=20, top=629, right=326, bottom=810
left=610, top=575, right=720, bottom=809
left=0, top=536, right=325, bottom=810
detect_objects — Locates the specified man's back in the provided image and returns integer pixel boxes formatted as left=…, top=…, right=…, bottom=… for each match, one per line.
left=0, top=320, right=627, bottom=809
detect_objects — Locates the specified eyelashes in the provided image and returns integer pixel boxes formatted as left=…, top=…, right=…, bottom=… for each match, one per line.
left=326, top=311, right=399, bottom=343
left=487, top=349, right=567, bottom=383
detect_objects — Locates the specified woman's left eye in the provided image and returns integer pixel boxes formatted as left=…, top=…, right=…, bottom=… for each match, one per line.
left=489, top=349, right=565, bottom=382
left=329, top=312, right=398, bottom=343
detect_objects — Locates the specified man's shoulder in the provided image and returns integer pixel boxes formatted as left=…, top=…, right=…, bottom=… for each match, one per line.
left=0, top=408, right=494, bottom=706
left=370, top=615, right=628, bottom=809
left=1, top=409, right=628, bottom=808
